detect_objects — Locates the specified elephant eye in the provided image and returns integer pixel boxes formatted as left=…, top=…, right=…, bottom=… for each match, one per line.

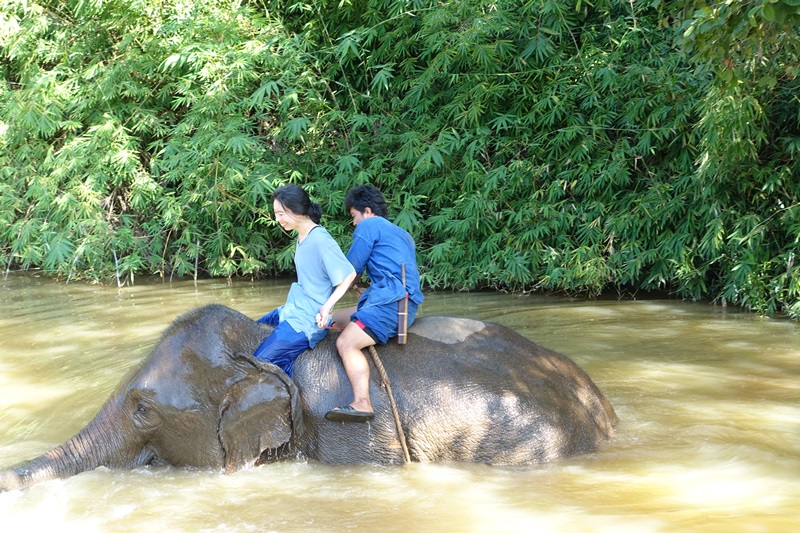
left=136, top=403, right=147, bottom=414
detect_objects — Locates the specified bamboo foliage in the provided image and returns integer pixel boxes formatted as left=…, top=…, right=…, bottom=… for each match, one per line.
left=1, top=0, right=799, bottom=318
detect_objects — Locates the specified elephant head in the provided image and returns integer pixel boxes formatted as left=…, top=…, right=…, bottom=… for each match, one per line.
left=1, top=305, right=302, bottom=491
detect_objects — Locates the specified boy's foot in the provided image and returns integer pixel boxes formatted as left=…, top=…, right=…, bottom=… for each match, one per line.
left=324, top=405, right=375, bottom=423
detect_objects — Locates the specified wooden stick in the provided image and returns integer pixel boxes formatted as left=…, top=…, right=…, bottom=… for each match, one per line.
left=368, top=345, right=411, bottom=463
left=397, top=263, right=408, bottom=345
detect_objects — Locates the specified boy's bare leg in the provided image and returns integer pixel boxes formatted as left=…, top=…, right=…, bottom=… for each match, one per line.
left=335, top=322, right=376, bottom=414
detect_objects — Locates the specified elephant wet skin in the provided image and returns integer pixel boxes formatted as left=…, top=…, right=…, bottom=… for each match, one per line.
left=0, top=304, right=618, bottom=491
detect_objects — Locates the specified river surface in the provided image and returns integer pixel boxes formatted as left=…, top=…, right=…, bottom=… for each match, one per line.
left=0, top=273, right=798, bottom=532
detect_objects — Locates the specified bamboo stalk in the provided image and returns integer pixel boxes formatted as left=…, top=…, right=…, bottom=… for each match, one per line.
left=113, top=250, right=122, bottom=288
left=194, top=239, right=199, bottom=284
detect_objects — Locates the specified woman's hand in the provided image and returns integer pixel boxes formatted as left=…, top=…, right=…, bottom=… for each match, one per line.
left=316, top=306, right=331, bottom=328
left=319, top=270, right=357, bottom=328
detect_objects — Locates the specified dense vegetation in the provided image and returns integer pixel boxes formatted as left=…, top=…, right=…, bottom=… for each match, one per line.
left=1, top=0, right=799, bottom=317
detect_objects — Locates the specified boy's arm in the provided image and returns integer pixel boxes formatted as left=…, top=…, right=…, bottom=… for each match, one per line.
left=346, top=232, right=373, bottom=277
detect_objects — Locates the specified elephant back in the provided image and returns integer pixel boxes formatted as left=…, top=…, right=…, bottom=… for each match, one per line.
left=292, top=315, right=617, bottom=465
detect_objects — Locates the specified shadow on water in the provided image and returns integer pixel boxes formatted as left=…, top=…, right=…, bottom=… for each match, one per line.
left=1, top=273, right=798, bottom=532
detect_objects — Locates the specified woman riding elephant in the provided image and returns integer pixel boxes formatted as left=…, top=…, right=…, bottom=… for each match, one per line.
left=0, top=304, right=618, bottom=491
left=252, top=184, right=355, bottom=377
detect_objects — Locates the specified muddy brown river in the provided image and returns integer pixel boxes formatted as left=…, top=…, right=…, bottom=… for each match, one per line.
left=1, top=273, right=798, bottom=532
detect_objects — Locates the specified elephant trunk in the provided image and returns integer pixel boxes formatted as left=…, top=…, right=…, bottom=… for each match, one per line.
left=1, top=393, right=145, bottom=492
left=2, top=430, right=101, bottom=491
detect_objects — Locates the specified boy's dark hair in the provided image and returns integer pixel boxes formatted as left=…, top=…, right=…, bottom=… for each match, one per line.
left=272, top=184, right=322, bottom=224
left=345, top=185, right=388, bottom=218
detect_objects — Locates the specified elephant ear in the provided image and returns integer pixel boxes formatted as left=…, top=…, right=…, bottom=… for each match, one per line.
left=219, top=357, right=303, bottom=473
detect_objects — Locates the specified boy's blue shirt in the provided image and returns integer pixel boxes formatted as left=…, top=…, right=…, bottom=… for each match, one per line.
left=347, top=216, right=424, bottom=308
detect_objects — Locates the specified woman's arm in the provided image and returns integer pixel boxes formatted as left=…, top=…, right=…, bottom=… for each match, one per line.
left=316, top=270, right=357, bottom=328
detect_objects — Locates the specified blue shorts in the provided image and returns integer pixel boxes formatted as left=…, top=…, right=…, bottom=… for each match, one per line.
left=351, top=299, right=418, bottom=345
left=253, top=320, right=310, bottom=377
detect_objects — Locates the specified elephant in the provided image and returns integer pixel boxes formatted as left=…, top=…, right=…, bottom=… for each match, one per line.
left=0, top=304, right=618, bottom=491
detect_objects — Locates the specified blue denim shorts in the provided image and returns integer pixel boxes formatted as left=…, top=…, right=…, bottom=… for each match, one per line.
left=351, top=299, right=418, bottom=345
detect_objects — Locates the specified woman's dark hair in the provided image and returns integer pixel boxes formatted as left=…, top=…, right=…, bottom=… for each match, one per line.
left=272, top=185, right=322, bottom=224
left=345, top=185, right=389, bottom=218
